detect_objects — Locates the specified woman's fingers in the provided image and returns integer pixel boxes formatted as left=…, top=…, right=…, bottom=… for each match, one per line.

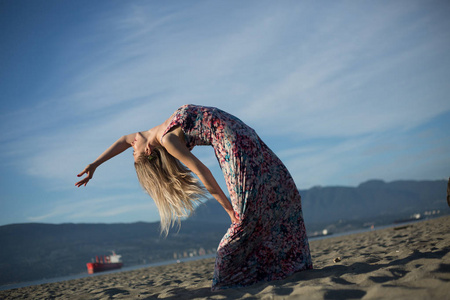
left=76, top=170, right=90, bottom=186
left=76, top=164, right=97, bottom=187
left=75, top=177, right=89, bottom=187
left=77, top=166, right=90, bottom=177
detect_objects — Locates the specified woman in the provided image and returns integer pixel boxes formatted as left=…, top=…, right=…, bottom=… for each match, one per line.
left=76, top=104, right=313, bottom=290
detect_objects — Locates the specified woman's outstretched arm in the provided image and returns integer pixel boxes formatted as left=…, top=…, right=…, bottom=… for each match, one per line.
left=75, top=133, right=136, bottom=187
left=162, top=132, right=239, bottom=224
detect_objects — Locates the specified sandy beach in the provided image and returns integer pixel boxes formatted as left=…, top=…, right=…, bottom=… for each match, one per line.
left=1, top=215, right=449, bottom=299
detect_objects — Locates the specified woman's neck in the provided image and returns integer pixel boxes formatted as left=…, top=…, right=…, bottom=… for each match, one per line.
left=143, top=126, right=162, bottom=149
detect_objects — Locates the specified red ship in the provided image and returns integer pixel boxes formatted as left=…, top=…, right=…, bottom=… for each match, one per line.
left=86, top=251, right=123, bottom=274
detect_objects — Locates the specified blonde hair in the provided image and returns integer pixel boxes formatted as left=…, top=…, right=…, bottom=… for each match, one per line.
left=134, top=147, right=206, bottom=235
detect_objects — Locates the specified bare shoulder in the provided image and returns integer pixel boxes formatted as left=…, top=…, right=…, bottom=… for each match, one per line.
left=160, top=126, right=184, bottom=146
left=161, top=129, right=202, bottom=173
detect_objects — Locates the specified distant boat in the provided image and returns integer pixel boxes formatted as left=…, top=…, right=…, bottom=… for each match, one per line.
left=86, top=251, right=123, bottom=274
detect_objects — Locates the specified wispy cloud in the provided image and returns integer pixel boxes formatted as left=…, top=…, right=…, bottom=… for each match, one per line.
left=5, top=1, right=450, bottom=181
left=27, top=194, right=158, bottom=223
left=240, top=3, right=450, bottom=137
left=1, top=0, right=449, bottom=225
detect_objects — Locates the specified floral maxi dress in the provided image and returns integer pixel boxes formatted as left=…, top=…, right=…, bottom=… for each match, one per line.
left=162, top=104, right=313, bottom=290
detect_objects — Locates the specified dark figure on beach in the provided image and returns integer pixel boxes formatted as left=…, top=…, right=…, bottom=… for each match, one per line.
left=447, top=177, right=450, bottom=207
left=76, top=104, right=313, bottom=290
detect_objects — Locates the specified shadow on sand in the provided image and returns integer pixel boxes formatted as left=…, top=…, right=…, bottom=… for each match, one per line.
left=103, top=246, right=449, bottom=300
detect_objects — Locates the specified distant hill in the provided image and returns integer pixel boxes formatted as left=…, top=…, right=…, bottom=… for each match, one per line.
left=301, top=179, right=447, bottom=230
left=191, top=179, right=448, bottom=231
left=0, top=179, right=448, bottom=286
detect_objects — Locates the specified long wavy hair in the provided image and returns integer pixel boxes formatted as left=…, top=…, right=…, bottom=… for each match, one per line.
left=134, top=146, right=206, bottom=235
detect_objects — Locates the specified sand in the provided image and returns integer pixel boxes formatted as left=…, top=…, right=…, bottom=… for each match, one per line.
left=1, top=215, right=449, bottom=300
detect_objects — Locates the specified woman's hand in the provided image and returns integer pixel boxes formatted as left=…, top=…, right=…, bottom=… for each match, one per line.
left=75, top=135, right=134, bottom=188
left=230, top=211, right=240, bottom=224
left=75, top=163, right=97, bottom=187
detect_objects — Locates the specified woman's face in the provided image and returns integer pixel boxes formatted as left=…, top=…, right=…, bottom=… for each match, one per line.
left=131, top=132, right=150, bottom=162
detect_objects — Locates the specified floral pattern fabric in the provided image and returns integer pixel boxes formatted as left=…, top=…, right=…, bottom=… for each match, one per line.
left=162, top=104, right=313, bottom=290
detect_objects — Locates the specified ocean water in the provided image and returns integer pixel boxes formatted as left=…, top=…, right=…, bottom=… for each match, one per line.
left=0, top=253, right=217, bottom=291
left=0, top=219, right=424, bottom=291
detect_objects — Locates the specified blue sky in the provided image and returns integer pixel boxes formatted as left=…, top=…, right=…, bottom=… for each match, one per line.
left=1, top=0, right=449, bottom=226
